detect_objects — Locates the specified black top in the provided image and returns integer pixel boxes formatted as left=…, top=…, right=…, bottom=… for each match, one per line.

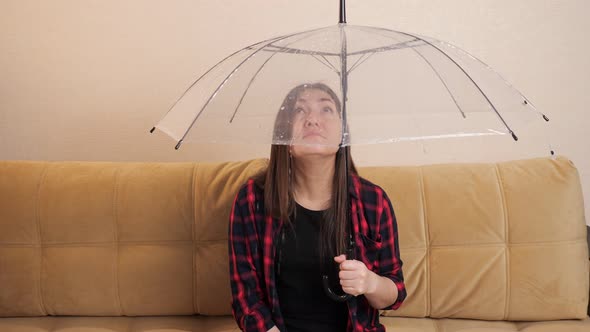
left=276, top=203, right=348, bottom=332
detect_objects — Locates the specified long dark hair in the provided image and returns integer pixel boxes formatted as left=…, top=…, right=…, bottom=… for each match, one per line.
left=254, top=82, right=358, bottom=263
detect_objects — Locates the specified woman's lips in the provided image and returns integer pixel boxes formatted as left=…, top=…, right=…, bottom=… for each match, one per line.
left=302, top=132, right=325, bottom=139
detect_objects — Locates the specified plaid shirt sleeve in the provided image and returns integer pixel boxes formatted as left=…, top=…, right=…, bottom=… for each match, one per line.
left=228, top=183, right=276, bottom=332
left=376, top=188, right=407, bottom=310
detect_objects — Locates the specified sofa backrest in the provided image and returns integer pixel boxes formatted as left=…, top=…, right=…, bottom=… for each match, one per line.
left=0, top=156, right=588, bottom=320
left=0, top=160, right=266, bottom=317
left=364, top=156, right=588, bottom=320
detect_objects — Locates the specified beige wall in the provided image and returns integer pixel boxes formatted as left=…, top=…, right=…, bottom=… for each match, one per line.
left=1, top=1, right=589, bottom=224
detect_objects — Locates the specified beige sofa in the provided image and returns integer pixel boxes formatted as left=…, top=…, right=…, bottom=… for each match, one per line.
left=0, top=156, right=589, bottom=332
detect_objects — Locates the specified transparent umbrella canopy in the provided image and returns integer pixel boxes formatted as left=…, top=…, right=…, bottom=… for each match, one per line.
left=149, top=1, right=551, bottom=302
left=150, top=25, right=548, bottom=150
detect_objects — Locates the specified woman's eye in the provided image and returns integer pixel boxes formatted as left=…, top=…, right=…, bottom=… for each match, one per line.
left=295, top=107, right=305, bottom=113
left=323, top=107, right=334, bottom=113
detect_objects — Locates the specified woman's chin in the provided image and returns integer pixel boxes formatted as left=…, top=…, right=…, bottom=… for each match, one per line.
left=291, top=140, right=340, bottom=157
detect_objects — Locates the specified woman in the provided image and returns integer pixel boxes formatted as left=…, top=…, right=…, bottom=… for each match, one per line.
left=229, top=83, right=406, bottom=332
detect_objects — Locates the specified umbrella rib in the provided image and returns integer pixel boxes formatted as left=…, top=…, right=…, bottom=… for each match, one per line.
left=175, top=27, right=328, bottom=147
left=347, top=52, right=368, bottom=73
left=402, top=32, right=515, bottom=137
left=311, top=54, right=335, bottom=72
left=346, top=38, right=423, bottom=56
left=349, top=25, right=466, bottom=117
left=266, top=44, right=340, bottom=57
left=411, top=48, right=466, bottom=118
left=228, top=54, right=275, bottom=124
left=229, top=28, right=331, bottom=123
left=356, top=25, right=517, bottom=137
left=348, top=52, right=377, bottom=74
left=320, top=54, right=340, bottom=73
left=346, top=26, right=420, bottom=72
left=258, top=39, right=423, bottom=57
left=442, top=41, right=547, bottom=120
left=308, top=54, right=339, bottom=74
left=152, top=35, right=283, bottom=132
left=321, top=55, right=339, bottom=72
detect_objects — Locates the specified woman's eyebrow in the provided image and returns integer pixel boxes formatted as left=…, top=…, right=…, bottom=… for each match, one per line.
left=296, top=97, right=334, bottom=104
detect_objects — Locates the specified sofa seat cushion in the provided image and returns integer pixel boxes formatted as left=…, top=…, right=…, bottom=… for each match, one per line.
left=1, top=316, right=589, bottom=332
left=381, top=316, right=590, bottom=332
left=0, top=316, right=240, bottom=332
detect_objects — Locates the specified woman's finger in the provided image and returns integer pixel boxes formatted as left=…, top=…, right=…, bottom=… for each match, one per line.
left=333, top=254, right=347, bottom=264
left=342, top=286, right=359, bottom=296
left=339, top=259, right=363, bottom=271
left=339, top=270, right=359, bottom=280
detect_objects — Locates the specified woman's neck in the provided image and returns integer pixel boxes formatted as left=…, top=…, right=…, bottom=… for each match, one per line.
left=292, top=155, right=335, bottom=211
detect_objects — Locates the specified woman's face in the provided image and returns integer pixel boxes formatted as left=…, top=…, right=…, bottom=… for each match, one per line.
left=290, top=88, right=342, bottom=158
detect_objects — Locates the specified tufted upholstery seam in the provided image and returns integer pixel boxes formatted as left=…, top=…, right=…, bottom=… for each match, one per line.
left=49, top=316, right=58, bottom=331
left=191, top=164, right=198, bottom=315
left=113, top=166, right=123, bottom=315
left=432, top=318, right=440, bottom=332
left=419, top=167, right=431, bottom=317
left=127, top=317, right=134, bottom=332
left=495, top=164, right=511, bottom=320
left=35, top=162, right=49, bottom=316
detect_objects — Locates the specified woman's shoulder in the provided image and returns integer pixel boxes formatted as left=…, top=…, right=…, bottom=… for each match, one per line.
left=235, top=178, right=265, bottom=200
left=352, top=174, right=389, bottom=200
left=354, top=174, right=380, bottom=188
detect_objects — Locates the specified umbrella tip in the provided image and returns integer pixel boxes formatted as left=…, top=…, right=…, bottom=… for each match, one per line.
left=150, top=127, right=156, bottom=133
left=511, top=132, right=518, bottom=141
left=175, top=140, right=183, bottom=150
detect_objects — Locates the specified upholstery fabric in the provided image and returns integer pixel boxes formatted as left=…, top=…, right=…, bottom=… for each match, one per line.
left=0, top=316, right=589, bottom=332
left=0, top=156, right=588, bottom=331
left=362, top=156, right=589, bottom=320
left=0, top=160, right=268, bottom=316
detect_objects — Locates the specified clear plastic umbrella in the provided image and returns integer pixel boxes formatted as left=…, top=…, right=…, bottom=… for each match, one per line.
left=150, top=24, right=548, bottom=150
left=150, top=0, right=550, bottom=302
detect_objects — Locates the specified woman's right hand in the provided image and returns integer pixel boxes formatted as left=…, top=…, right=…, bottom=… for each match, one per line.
left=267, top=326, right=280, bottom=332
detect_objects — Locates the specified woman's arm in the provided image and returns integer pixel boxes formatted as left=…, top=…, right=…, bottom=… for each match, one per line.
left=364, top=272, right=399, bottom=309
left=334, top=255, right=399, bottom=309
left=373, top=190, right=406, bottom=310
left=334, top=189, right=406, bottom=310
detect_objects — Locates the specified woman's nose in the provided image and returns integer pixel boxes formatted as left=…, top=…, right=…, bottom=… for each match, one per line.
left=304, top=111, right=320, bottom=127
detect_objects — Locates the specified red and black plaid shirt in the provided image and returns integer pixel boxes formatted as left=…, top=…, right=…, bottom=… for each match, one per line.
left=229, top=174, right=406, bottom=332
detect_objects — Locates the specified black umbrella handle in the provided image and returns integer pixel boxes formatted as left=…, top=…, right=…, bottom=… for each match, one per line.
left=322, top=244, right=356, bottom=302
left=322, top=275, right=351, bottom=302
